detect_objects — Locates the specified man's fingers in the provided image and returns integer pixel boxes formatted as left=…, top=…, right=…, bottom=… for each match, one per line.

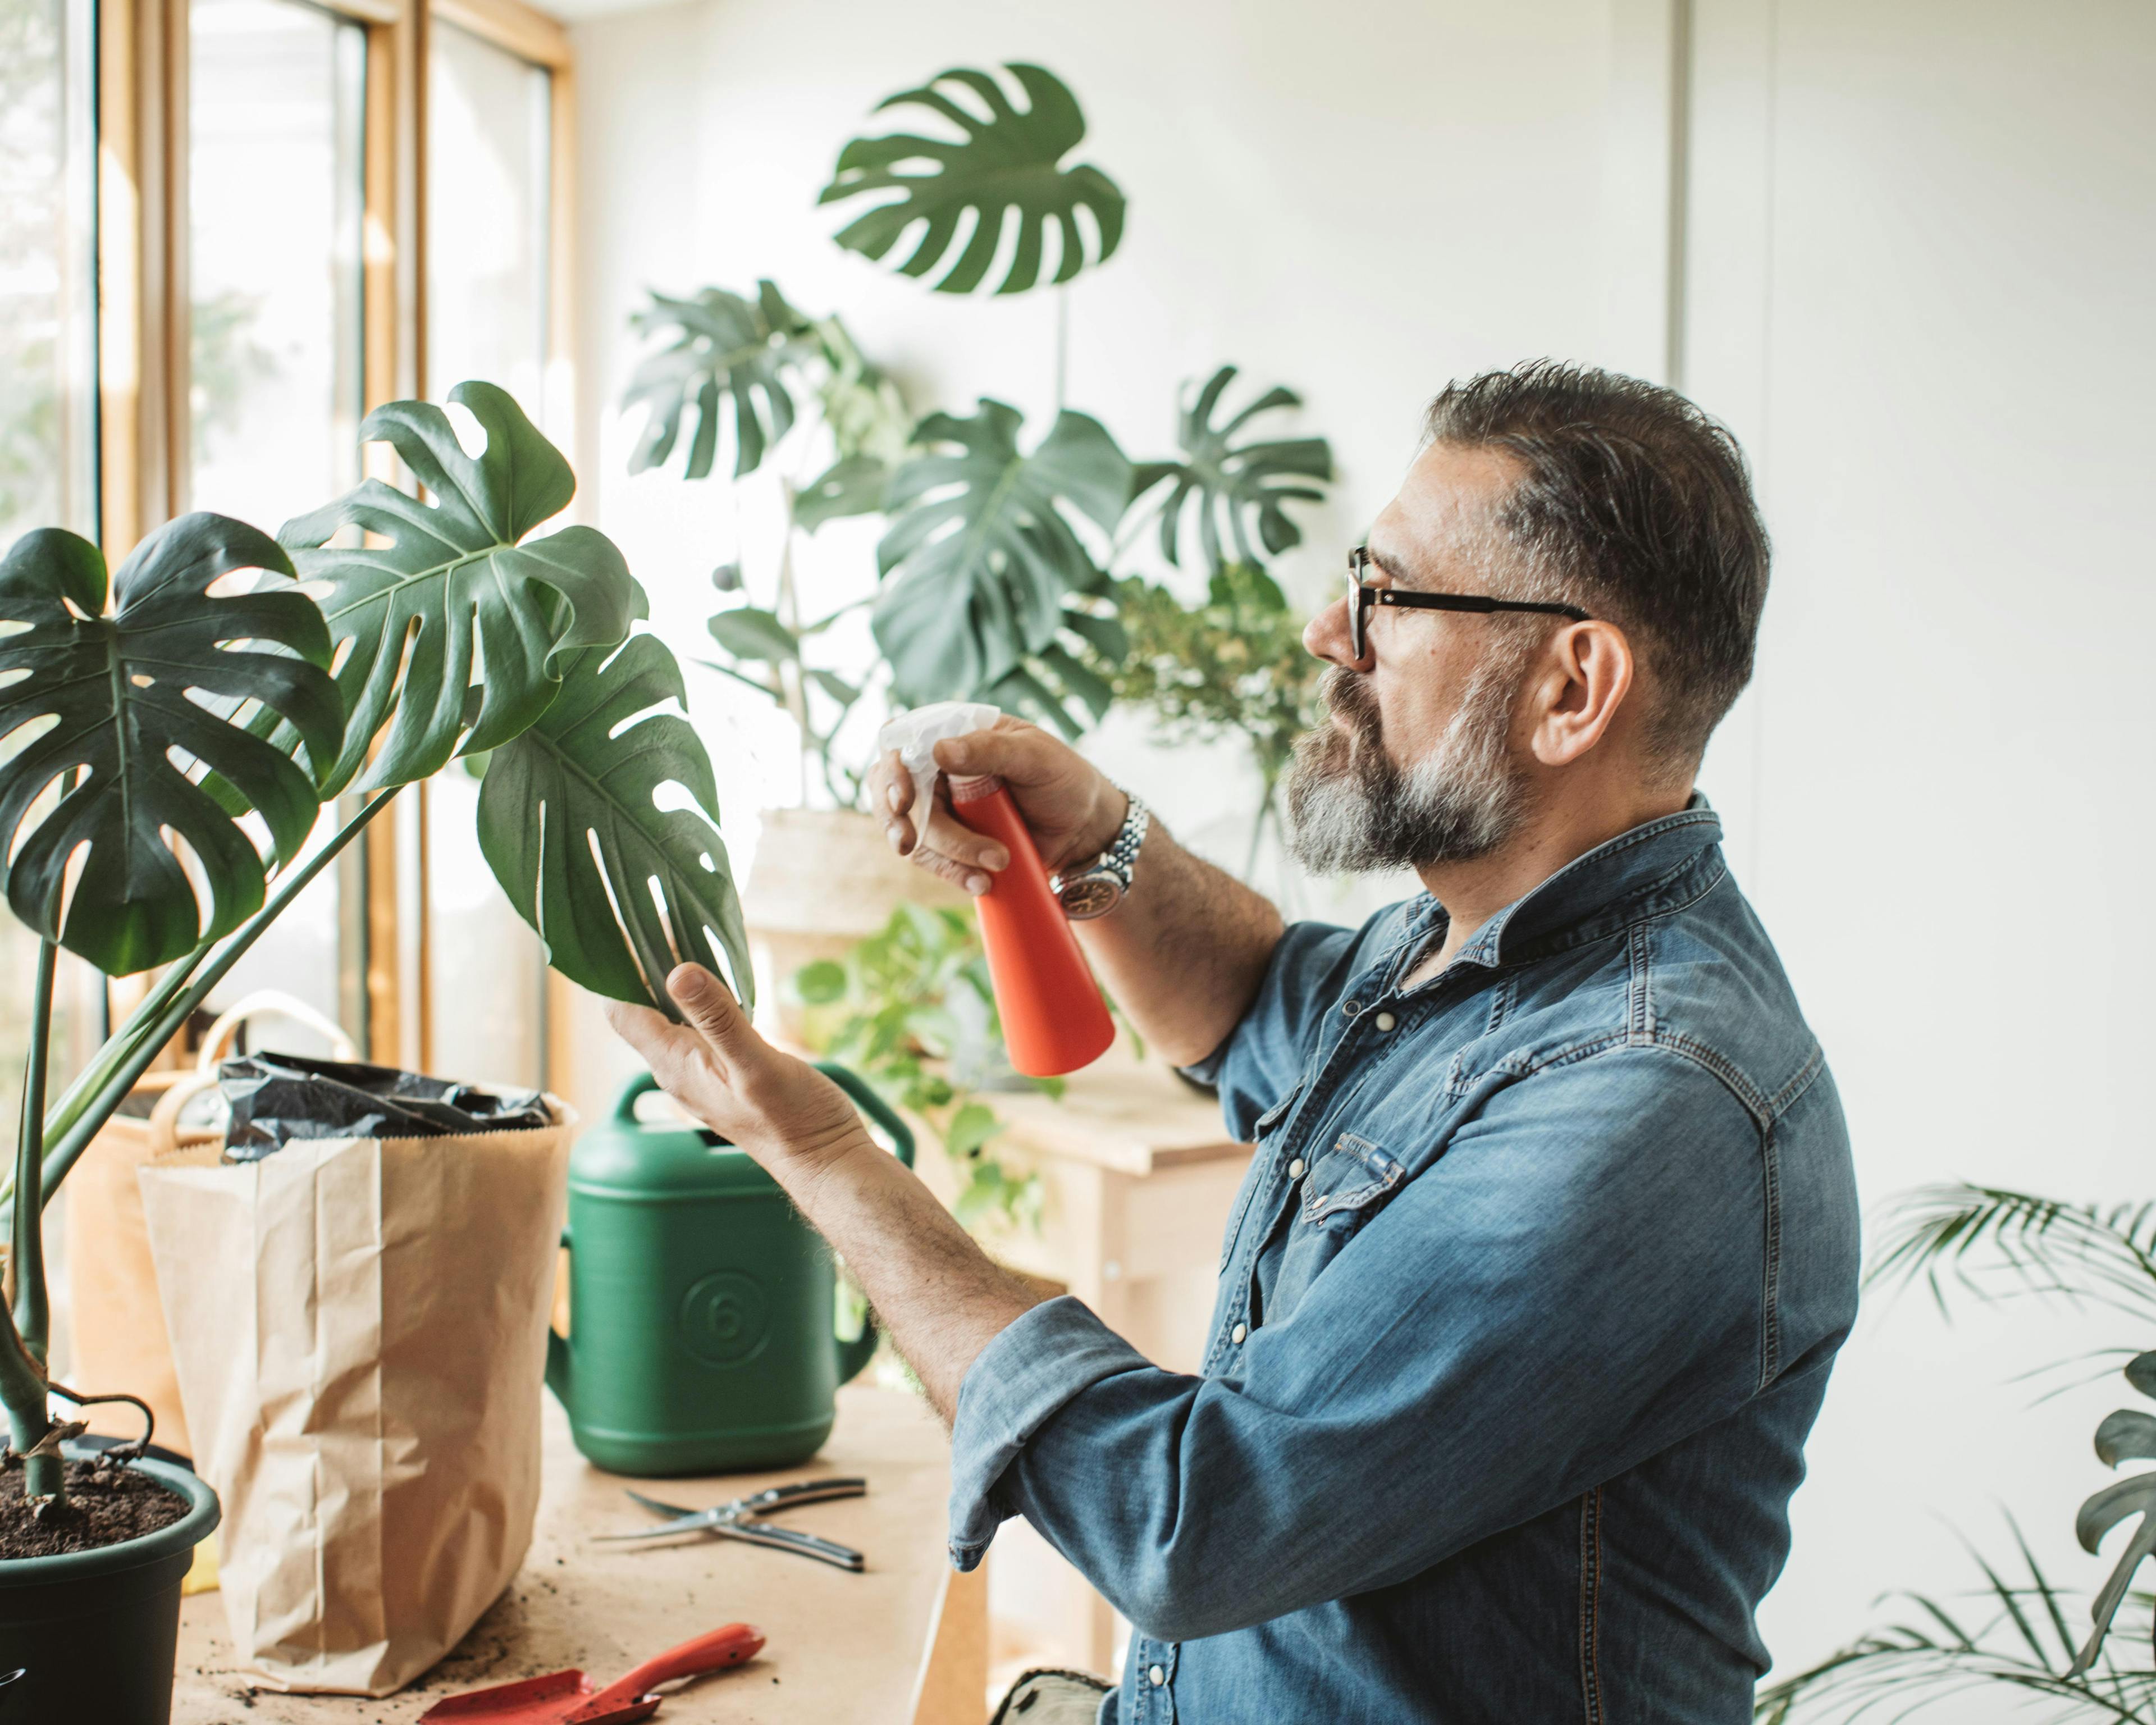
left=921, top=798, right=1008, bottom=875
left=874, top=750, right=915, bottom=855
left=909, top=841, right=992, bottom=898
left=666, top=963, right=754, bottom=1056
left=605, top=997, right=680, bottom=1061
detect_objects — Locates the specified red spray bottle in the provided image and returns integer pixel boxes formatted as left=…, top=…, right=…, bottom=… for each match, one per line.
left=880, top=705, right=1114, bottom=1078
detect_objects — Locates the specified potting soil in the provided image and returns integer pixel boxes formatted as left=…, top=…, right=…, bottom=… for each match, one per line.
left=0, top=1458, right=187, bottom=1559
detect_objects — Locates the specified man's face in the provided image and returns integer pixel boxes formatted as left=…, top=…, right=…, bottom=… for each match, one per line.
left=1285, top=441, right=1546, bottom=874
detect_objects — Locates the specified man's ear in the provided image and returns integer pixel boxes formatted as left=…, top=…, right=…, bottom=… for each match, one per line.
left=1526, top=620, right=1635, bottom=767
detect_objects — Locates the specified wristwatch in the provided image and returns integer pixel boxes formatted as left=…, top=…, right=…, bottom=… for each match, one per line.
left=1051, top=791, right=1149, bottom=920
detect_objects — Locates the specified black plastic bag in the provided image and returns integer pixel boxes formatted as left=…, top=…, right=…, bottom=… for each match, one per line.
left=219, top=1052, right=551, bottom=1162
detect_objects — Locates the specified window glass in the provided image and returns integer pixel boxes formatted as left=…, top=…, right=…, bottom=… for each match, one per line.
left=188, top=0, right=368, bottom=1053
left=425, top=20, right=554, bottom=1089
left=429, top=20, right=552, bottom=418
left=0, top=0, right=94, bottom=1151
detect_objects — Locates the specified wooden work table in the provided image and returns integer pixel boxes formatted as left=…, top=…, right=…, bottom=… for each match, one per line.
left=171, top=1385, right=986, bottom=1724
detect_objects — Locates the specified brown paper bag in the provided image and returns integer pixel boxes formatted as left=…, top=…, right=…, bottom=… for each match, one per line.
left=139, top=1102, right=574, bottom=1695
left=65, top=991, right=355, bottom=1454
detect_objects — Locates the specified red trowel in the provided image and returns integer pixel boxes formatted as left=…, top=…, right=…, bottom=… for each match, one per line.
left=417, top=1623, right=765, bottom=1724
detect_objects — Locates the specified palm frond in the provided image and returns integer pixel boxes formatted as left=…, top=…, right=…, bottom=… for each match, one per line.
left=1867, top=1185, right=2156, bottom=1325
left=1757, top=1540, right=2156, bottom=1724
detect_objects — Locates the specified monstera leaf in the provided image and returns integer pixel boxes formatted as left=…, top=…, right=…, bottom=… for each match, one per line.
left=279, top=381, right=641, bottom=797
left=819, top=63, right=1125, bottom=295
left=475, top=631, right=752, bottom=1017
left=795, top=454, right=893, bottom=532
left=2071, top=1349, right=2156, bottom=1673
left=983, top=603, right=1126, bottom=740
left=624, top=282, right=816, bottom=480
left=0, top=515, right=340, bottom=974
left=873, top=399, right=1131, bottom=706
left=1132, top=366, right=1334, bottom=576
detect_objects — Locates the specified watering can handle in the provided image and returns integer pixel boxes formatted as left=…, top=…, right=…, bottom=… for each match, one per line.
left=606, top=1066, right=915, bottom=1169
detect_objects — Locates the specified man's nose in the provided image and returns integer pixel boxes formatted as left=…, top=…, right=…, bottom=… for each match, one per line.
left=1305, top=591, right=1371, bottom=670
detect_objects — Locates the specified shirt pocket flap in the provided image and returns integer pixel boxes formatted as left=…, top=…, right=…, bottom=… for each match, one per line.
left=1300, top=1131, right=1405, bottom=1223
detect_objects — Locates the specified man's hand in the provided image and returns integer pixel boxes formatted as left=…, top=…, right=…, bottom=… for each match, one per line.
left=604, top=962, right=871, bottom=1185
left=869, top=715, right=1127, bottom=895
left=604, top=961, right=1045, bottom=1422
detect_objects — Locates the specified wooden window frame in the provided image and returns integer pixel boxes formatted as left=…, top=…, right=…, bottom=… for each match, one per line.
left=95, top=0, right=576, bottom=1074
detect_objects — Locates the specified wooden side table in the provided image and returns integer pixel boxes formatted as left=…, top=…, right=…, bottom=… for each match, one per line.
left=172, top=1386, right=985, bottom=1724
left=913, top=1048, right=1253, bottom=1683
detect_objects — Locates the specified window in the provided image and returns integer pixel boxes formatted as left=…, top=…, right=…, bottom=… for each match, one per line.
left=0, top=0, right=97, bottom=1144
left=17, top=0, right=575, bottom=1080
left=423, top=11, right=566, bottom=1089
left=0, top=0, right=97, bottom=555
left=186, top=0, right=371, bottom=1054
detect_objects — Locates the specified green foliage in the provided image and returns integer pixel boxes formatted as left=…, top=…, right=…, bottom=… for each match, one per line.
left=1871, top=1185, right=2156, bottom=1325
left=1776, top=1180, right=2156, bottom=1714
left=279, top=381, right=642, bottom=797
left=1131, top=366, right=1334, bottom=577
left=0, top=515, right=340, bottom=975
left=819, top=63, right=1125, bottom=296
left=1756, top=1531, right=2156, bottom=1722
left=792, top=903, right=1049, bottom=1236
left=1087, top=562, right=1320, bottom=873
left=623, top=281, right=816, bottom=481
left=476, top=632, right=752, bottom=1020
left=874, top=399, right=1131, bottom=718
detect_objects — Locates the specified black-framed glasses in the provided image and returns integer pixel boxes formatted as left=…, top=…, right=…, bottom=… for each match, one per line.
left=1346, top=546, right=1589, bottom=660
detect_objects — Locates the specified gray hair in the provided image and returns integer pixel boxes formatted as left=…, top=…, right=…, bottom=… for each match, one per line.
left=1423, top=361, right=1770, bottom=778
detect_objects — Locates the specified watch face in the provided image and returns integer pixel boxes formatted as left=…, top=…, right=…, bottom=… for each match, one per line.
left=1057, top=873, right=1122, bottom=920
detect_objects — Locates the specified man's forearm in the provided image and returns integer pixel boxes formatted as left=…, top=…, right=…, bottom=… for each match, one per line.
left=1077, top=811, right=1285, bottom=1069
left=784, top=1133, right=1044, bottom=1423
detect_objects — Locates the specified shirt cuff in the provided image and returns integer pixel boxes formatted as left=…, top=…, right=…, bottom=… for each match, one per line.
left=947, top=1294, right=1151, bottom=1571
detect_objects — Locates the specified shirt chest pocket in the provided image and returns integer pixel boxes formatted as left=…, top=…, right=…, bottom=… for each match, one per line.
left=1299, top=1132, right=1405, bottom=1225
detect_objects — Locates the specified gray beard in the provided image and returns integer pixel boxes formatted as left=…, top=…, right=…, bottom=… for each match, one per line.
left=1284, top=658, right=1533, bottom=875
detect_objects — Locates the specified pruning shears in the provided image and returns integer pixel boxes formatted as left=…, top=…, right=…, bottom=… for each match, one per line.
left=596, top=1477, right=868, bottom=1572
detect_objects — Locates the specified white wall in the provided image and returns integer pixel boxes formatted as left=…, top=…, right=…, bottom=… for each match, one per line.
left=1687, top=0, right=2156, bottom=1699
left=567, top=0, right=2156, bottom=1703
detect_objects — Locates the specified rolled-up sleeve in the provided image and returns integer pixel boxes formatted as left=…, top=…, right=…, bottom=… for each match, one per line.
left=944, top=1046, right=1774, bottom=1642
left=947, top=1296, right=1154, bottom=1568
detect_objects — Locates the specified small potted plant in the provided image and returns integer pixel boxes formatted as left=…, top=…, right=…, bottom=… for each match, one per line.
left=0, top=382, right=746, bottom=1719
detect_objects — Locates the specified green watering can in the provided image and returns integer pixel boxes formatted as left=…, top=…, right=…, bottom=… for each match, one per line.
left=546, top=1066, right=913, bottom=1476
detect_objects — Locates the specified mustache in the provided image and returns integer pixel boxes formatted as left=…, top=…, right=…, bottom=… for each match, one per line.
left=1318, top=665, right=1382, bottom=746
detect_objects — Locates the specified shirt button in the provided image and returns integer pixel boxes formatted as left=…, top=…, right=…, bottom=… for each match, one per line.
left=1287, top=1157, right=1305, bottom=1179
left=1342, top=998, right=1360, bottom=1017
left=1374, top=1011, right=1397, bottom=1032
left=1148, top=1665, right=1166, bottom=1686
left=1231, top=1322, right=1248, bottom=1344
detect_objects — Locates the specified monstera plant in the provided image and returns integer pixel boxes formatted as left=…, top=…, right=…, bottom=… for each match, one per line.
left=623, top=61, right=1339, bottom=801
left=0, top=381, right=745, bottom=1518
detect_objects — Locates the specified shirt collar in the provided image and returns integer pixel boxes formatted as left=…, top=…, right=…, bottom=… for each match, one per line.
left=1387, top=796, right=1724, bottom=981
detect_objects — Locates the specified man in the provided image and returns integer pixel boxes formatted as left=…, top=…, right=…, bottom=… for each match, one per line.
left=607, top=362, right=1860, bottom=1723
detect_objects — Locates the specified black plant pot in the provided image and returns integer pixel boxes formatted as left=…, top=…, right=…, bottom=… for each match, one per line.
left=0, top=1454, right=220, bottom=1724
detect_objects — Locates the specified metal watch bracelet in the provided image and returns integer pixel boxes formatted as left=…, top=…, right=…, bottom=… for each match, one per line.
left=1050, top=788, right=1149, bottom=920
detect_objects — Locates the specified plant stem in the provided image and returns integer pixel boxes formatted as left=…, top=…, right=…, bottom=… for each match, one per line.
left=10, top=943, right=57, bottom=1365
left=0, top=945, right=208, bottom=1214
left=0, top=1296, right=58, bottom=1505
left=33, top=788, right=398, bottom=1203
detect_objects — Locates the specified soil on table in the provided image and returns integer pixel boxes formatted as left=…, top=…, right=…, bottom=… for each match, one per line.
left=0, top=1457, right=188, bottom=1560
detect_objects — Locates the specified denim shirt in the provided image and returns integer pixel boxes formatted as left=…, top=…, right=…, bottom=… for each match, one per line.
left=947, top=803, right=1860, bottom=1724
